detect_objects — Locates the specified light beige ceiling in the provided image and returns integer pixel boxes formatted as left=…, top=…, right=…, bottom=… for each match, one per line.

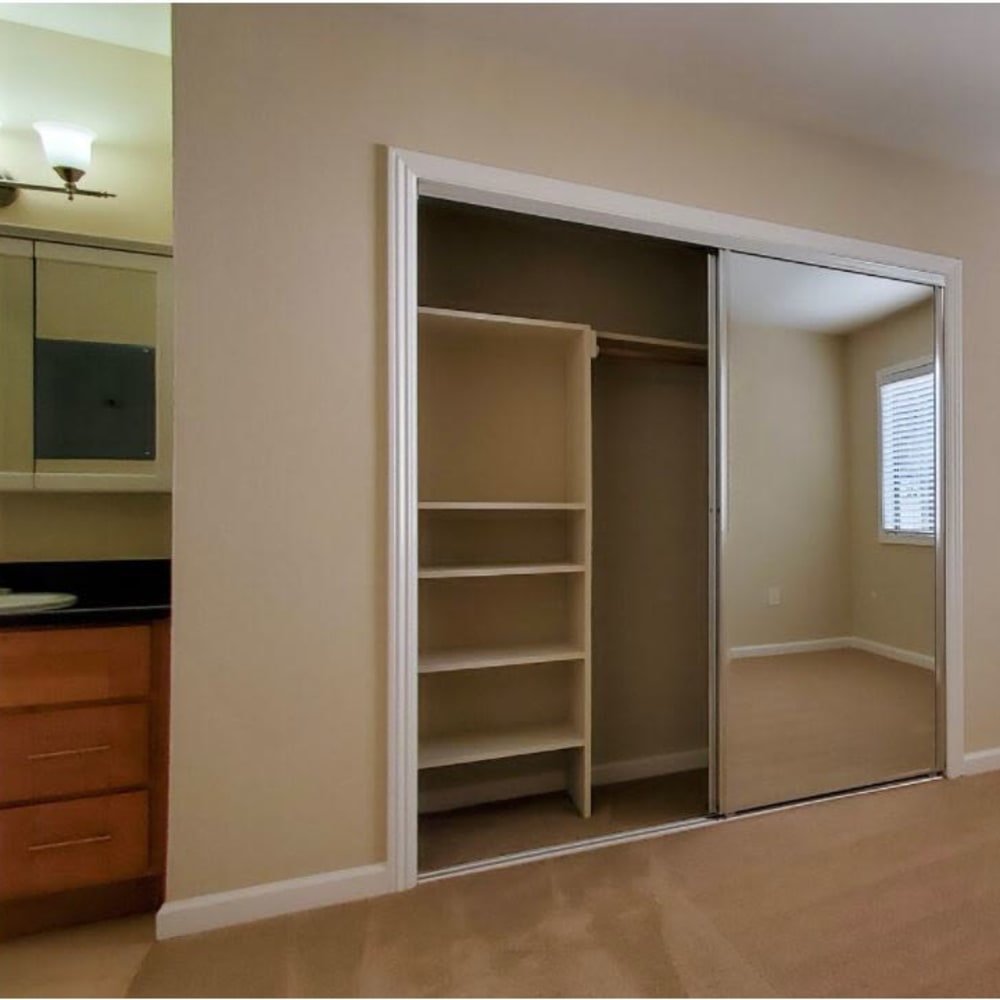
left=728, top=256, right=933, bottom=336
left=388, top=4, right=1000, bottom=177
left=0, top=3, right=170, bottom=55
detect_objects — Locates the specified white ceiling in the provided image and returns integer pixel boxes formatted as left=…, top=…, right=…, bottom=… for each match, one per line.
left=390, top=4, right=1000, bottom=177
left=727, top=255, right=932, bottom=335
left=0, top=3, right=170, bottom=55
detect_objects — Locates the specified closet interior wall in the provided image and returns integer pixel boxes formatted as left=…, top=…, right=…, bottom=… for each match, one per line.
left=416, top=198, right=711, bottom=864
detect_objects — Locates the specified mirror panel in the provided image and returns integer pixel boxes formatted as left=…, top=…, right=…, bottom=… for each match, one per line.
left=720, top=252, right=938, bottom=813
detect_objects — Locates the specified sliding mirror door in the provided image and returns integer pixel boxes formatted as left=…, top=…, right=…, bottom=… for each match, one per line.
left=718, top=252, right=940, bottom=813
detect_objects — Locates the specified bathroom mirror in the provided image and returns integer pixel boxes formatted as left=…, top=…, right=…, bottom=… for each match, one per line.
left=720, top=253, right=939, bottom=813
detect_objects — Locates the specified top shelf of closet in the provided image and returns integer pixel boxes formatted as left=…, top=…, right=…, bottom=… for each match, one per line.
left=596, top=330, right=708, bottom=365
left=419, top=501, right=586, bottom=511
left=419, top=306, right=589, bottom=342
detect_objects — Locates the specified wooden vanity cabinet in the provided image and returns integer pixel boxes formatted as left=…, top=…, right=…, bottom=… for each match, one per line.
left=0, top=620, right=169, bottom=938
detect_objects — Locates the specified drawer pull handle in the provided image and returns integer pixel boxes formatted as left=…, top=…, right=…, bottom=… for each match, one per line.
left=28, top=833, right=112, bottom=853
left=27, top=744, right=112, bottom=762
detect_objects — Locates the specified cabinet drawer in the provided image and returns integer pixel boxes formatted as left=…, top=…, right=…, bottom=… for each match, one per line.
left=0, top=704, right=148, bottom=805
left=0, top=627, right=150, bottom=709
left=0, top=792, right=148, bottom=899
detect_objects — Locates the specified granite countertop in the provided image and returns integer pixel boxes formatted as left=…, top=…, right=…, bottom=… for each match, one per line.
left=0, top=559, right=170, bottom=628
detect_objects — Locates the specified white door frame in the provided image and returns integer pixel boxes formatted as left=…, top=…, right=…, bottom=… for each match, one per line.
left=386, top=146, right=964, bottom=891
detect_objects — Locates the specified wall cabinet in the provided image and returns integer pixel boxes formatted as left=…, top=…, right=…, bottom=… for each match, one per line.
left=0, top=236, right=172, bottom=493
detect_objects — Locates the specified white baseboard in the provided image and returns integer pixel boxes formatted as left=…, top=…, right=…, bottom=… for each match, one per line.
left=849, top=636, right=935, bottom=670
left=962, top=747, right=1000, bottom=776
left=729, top=637, right=852, bottom=659
left=156, top=862, right=391, bottom=940
left=591, top=748, right=709, bottom=785
left=729, top=636, right=934, bottom=670
left=420, top=771, right=565, bottom=813
left=419, top=747, right=708, bottom=814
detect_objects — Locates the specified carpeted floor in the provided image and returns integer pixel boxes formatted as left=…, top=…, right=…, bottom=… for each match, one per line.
left=419, top=770, right=709, bottom=872
left=724, top=648, right=936, bottom=812
left=4, top=771, right=994, bottom=996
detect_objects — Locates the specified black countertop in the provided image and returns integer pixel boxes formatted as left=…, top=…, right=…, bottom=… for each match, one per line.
left=0, top=559, right=170, bottom=628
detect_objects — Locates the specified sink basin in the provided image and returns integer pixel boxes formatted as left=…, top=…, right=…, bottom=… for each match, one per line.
left=0, top=592, right=77, bottom=614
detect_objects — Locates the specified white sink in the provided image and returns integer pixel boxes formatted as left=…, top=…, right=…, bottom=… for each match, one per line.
left=0, top=592, right=77, bottom=614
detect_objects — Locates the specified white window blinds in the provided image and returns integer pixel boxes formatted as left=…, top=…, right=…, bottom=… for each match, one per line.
left=879, top=362, right=935, bottom=537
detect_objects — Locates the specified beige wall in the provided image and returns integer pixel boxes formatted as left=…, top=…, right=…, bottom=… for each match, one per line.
left=726, top=324, right=851, bottom=648
left=0, top=22, right=173, bottom=563
left=847, top=301, right=936, bottom=656
left=0, top=21, right=171, bottom=245
left=171, top=5, right=1000, bottom=900
left=0, top=493, right=171, bottom=562
left=592, top=358, right=708, bottom=764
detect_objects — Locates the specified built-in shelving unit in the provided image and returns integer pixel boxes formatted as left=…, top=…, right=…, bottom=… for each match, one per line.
left=417, top=307, right=593, bottom=816
left=418, top=562, right=584, bottom=580
left=419, top=724, right=586, bottom=770
left=596, top=330, right=707, bottom=366
left=418, top=502, right=586, bottom=511
left=419, top=642, right=585, bottom=675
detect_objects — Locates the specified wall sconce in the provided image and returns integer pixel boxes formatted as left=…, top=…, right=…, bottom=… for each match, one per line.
left=0, top=121, right=116, bottom=208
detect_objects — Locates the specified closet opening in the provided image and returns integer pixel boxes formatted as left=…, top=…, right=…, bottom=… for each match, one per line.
left=415, top=198, right=714, bottom=874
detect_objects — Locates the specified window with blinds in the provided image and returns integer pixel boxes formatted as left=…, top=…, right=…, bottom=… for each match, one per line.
left=879, top=361, right=935, bottom=540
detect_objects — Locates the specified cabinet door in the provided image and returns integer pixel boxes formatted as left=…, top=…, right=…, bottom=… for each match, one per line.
left=0, top=238, right=34, bottom=490
left=33, top=242, right=172, bottom=492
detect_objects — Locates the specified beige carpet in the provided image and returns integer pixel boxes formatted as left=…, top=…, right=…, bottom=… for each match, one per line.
left=724, top=648, right=936, bottom=812
left=419, top=770, right=709, bottom=872
left=69, top=771, right=1000, bottom=997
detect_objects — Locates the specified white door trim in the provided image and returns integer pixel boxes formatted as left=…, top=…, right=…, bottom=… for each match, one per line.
left=386, top=146, right=963, bottom=892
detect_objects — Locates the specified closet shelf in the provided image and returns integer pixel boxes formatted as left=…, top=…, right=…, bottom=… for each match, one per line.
left=419, top=642, right=585, bottom=674
left=418, top=501, right=587, bottom=511
left=596, top=330, right=708, bottom=365
left=418, top=563, right=585, bottom=579
left=418, top=724, right=585, bottom=769
left=419, top=306, right=589, bottom=342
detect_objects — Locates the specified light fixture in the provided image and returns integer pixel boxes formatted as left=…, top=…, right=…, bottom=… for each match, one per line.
left=0, top=121, right=116, bottom=208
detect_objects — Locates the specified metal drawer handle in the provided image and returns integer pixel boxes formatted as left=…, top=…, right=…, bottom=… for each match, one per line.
left=27, top=744, right=112, bottom=762
left=28, top=833, right=112, bottom=853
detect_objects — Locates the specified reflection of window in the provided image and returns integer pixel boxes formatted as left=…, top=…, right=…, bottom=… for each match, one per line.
left=879, top=360, right=935, bottom=542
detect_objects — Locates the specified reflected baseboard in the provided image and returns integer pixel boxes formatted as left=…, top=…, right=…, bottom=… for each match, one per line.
left=729, top=636, right=934, bottom=670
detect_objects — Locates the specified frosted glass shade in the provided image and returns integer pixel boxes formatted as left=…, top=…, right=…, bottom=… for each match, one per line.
left=33, top=122, right=95, bottom=172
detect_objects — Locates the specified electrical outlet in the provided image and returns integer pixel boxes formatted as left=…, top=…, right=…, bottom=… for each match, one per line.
left=767, top=586, right=782, bottom=606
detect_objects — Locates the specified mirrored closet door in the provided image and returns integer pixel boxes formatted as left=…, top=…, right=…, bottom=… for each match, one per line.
left=718, top=252, right=940, bottom=813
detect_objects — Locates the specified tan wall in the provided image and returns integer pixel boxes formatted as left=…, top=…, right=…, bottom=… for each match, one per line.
left=0, top=21, right=171, bottom=245
left=0, top=493, right=171, bottom=562
left=171, top=5, right=1000, bottom=900
left=726, top=324, right=851, bottom=648
left=847, top=301, right=936, bottom=656
left=592, top=358, right=708, bottom=764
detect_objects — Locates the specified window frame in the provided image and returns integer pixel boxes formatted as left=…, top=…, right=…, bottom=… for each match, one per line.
left=876, top=356, right=936, bottom=547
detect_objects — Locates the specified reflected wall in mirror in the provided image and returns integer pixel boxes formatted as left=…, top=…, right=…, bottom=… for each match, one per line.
left=721, top=253, right=937, bottom=813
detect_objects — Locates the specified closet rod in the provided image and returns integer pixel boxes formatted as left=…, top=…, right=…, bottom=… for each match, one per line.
left=595, top=330, right=708, bottom=366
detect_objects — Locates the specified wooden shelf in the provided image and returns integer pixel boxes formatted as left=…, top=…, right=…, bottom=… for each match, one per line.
left=418, top=563, right=584, bottom=579
left=419, top=306, right=588, bottom=342
left=419, top=643, right=585, bottom=674
left=419, top=501, right=586, bottom=511
left=419, top=723, right=585, bottom=769
left=596, top=330, right=707, bottom=365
